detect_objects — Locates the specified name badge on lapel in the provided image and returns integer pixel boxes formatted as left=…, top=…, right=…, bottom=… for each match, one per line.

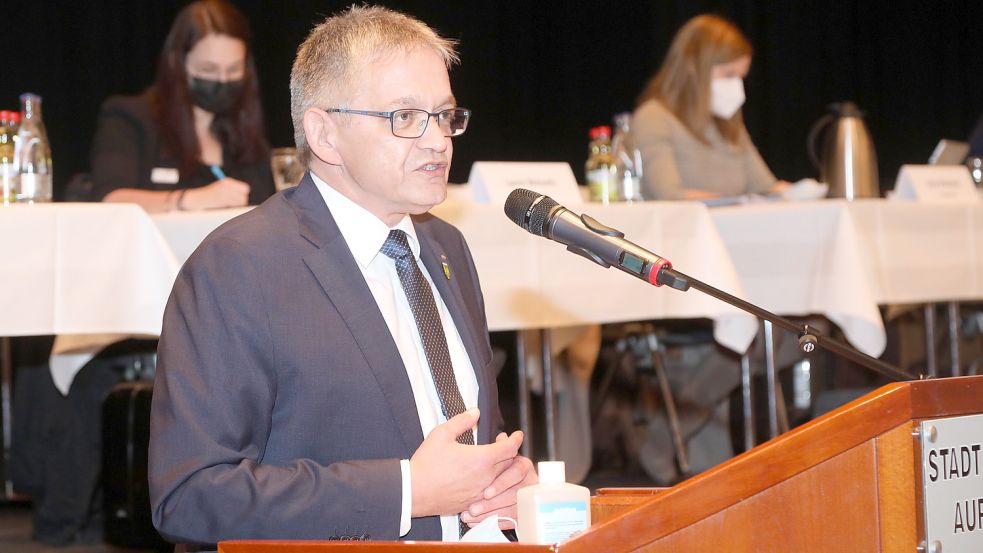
left=440, top=254, right=451, bottom=280
left=150, top=167, right=180, bottom=184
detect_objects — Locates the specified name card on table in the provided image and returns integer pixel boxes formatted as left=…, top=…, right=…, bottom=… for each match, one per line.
left=468, top=162, right=583, bottom=207
left=919, top=414, right=983, bottom=552
left=892, top=165, right=980, bottom=203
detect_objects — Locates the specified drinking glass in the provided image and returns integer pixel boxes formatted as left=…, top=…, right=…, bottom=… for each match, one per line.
left=271, top=147, right=304, bottom=191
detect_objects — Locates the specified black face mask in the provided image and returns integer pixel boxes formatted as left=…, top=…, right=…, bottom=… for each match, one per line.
left=188, top=77, right=244, bottom=114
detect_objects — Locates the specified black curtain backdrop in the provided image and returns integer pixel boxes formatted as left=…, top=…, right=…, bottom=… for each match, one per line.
left=3, top=0, right=983, bottom=197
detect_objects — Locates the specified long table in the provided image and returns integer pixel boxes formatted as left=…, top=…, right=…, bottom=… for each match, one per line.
left=713, top=199, right=983, bottom=359
left=4, top=199, right=982, bottom=394
left=152, top=201, right=759, bottom=347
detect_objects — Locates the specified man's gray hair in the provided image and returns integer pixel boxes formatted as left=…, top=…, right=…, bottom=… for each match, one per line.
left=289, top=5, right=459, bottom=166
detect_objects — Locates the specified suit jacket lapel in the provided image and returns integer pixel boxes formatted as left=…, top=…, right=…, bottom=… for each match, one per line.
left=288, top=174, right=425, bottom=453
left=415, top=220, right=493, bottom=444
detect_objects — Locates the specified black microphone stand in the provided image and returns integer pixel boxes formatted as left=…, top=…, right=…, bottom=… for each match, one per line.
left=655, top=267, right=919, bottom=383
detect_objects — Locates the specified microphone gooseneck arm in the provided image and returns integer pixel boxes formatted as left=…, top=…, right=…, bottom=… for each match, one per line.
left=503, top=188, right=919, bottom=383
left=654, top=267, right=917, bottom=382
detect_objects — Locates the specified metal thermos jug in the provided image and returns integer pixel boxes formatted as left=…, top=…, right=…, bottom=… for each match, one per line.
left=807, top=102, right=879, bottom=199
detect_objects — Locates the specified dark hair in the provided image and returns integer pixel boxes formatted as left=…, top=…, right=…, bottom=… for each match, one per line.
left=152, top=0, right=268, bottom=178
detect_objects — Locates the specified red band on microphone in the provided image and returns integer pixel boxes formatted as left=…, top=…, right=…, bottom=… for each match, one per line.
left=647, top=259, right=672, bottom=286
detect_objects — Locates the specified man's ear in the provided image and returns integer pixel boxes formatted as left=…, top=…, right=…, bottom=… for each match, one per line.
left=303, top=108, right=342, bottom=166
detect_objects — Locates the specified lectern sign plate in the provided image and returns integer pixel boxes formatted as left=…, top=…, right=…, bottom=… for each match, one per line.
left=920, top=414, right=983, bottom=551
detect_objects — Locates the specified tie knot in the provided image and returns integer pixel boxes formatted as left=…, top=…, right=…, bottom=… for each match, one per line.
left=381, top=229, right=413, bottom=261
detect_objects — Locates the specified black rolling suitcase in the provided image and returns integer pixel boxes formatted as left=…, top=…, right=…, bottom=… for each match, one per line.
left=102, top=379, right=171, bottom=550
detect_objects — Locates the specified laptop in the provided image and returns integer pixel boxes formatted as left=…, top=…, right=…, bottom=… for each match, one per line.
left=928, top=139, right=970, bottom=165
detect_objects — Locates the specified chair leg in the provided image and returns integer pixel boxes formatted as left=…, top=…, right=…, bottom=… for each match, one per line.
left=650, top=349, right=689, bottom=475
left=590, top=347, right=628, bottom=425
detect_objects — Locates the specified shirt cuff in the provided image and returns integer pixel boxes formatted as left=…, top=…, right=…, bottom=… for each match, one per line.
left=399, top=459, right=412, bottom=537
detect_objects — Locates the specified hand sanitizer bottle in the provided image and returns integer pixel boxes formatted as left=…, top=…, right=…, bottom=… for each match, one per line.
left=516, top=461, right=591, bottom=544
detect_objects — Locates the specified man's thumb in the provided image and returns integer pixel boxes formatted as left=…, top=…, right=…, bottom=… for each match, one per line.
left=443, top=408, right=479, bottom=439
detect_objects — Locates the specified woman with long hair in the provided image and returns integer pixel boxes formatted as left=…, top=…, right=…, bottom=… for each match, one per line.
left=91, top=0, right=274, bottom=212
left=9, top=3, right=273, bottom=546
left=633, top=14, right=787, bottom=201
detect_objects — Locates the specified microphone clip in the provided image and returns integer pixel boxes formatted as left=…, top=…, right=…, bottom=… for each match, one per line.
left=563, top=214, right=623, bottom=268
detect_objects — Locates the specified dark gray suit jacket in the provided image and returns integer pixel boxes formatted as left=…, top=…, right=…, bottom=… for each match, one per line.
left=148, top=173, right=501, bottom=547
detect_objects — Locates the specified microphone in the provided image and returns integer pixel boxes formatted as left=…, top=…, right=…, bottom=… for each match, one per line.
left=503, top=188, right=685, bottom=289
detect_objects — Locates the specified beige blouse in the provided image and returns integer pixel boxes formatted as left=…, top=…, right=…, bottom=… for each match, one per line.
left=631, top=99, right=777, bottom=200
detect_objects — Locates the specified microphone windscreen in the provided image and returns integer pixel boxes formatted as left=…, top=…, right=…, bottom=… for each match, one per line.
left=504, top=188, right=541, bottom=227
left=503, top=188, right=559, bottom=236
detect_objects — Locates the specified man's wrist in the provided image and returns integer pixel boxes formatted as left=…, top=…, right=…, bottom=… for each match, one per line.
left=399, top=459, right=412, bottom=536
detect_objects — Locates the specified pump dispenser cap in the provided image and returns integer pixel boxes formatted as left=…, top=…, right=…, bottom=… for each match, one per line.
left=537, top=461, right=566, bottom=484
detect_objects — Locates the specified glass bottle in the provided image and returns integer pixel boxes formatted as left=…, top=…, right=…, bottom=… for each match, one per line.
left=611, top=112, right=645, bottom=202
left=14, top=93, right=53, bottom=203
left=0, top=110, right=18, bottom=205
left=585, top=125, right=618, bottom=203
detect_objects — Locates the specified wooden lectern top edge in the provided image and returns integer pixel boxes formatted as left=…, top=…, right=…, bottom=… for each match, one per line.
left=595, top=487, right=668, bottom=495
left=219, top=540, right=554, bottom=552
left=560, top=375, right=983, bottom=552
left=909, top=374, right=983, bottom=418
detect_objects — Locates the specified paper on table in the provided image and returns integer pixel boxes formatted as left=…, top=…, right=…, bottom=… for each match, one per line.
left=781, top=178, right=829, bottom=201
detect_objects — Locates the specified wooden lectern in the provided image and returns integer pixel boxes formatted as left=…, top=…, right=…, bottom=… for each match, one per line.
left=219, top=376, right=982, bottom=552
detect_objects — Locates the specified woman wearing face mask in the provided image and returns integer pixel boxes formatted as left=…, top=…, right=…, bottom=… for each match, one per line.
left=90, top=0, right=274, bottom=212
left=632, top=14, right=788, bottom=201
left=8, top=4, right=271, bottom=544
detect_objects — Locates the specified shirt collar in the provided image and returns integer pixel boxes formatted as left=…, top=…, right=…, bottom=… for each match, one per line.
left=310, top=172, right=420, bottom=269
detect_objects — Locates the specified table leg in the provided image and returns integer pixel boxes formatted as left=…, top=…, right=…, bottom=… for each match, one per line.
left=541, top=329, right=556, bottom=461
left=515, top=331, right=532, bottom=459
left=925, top=304, right=937, bottom=378
left=1, top=336, right=12, bottom=499
left=764, top=321, right=779, bottom=439
left=948, top=301, right=961, bottom=377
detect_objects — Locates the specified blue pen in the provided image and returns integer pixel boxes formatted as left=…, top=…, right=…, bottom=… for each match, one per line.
left=209, top=164, right=226, bottom=180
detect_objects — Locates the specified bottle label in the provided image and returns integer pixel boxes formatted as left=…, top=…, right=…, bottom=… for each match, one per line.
left=536, top=500, right=588, bottom=543
left=0, top=163, right=15, bottom=203
left=620, top=174, right=643, bottom=201
left=19, top=173, right=36, bottom=198
left=587, top=168, right=617, bottom=202
left=17, top=173, right=52, bottom=202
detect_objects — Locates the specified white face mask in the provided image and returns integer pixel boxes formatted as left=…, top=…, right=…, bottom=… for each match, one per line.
left=710, top=77, right=746, bottom=119
left=460, top=515, right=517, bottom=543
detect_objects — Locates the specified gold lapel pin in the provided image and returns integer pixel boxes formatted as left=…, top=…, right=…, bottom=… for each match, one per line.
left=440, top=255, right=451, bottom=280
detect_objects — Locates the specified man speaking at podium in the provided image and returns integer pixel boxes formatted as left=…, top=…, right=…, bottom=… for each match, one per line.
left=148, top=6, right=536, bottom=549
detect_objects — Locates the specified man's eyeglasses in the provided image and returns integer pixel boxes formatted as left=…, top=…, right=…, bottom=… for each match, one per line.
left=325, top=107, right=471, bottom=138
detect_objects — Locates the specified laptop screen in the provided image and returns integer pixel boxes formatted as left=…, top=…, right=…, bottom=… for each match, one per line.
left=928, top=139, right=970, bottom=165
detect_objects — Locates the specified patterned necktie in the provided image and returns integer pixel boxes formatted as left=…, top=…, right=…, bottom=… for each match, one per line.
left=380, top=230, right=474, bottom=538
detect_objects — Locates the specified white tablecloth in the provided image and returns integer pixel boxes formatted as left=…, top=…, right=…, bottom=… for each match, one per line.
left=1, top=203, right=179, bottom=335
left=153, top=201, right=760, bottom=352
left=430, top=200, right=758, bottom=352
left=7, top=198, right=980, bottom=394
left=849, top=201, right=983, bottom=303
left=710, top=199, right=983, bottom=356
left=1, top=203, right=182, bottom=393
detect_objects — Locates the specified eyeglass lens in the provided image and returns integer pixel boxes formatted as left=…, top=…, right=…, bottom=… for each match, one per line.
left=392, top=108, right=469, bottom=138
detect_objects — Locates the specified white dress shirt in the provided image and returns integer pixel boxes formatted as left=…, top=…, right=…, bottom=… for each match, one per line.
left=312, top=173, right=479, bottom=541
